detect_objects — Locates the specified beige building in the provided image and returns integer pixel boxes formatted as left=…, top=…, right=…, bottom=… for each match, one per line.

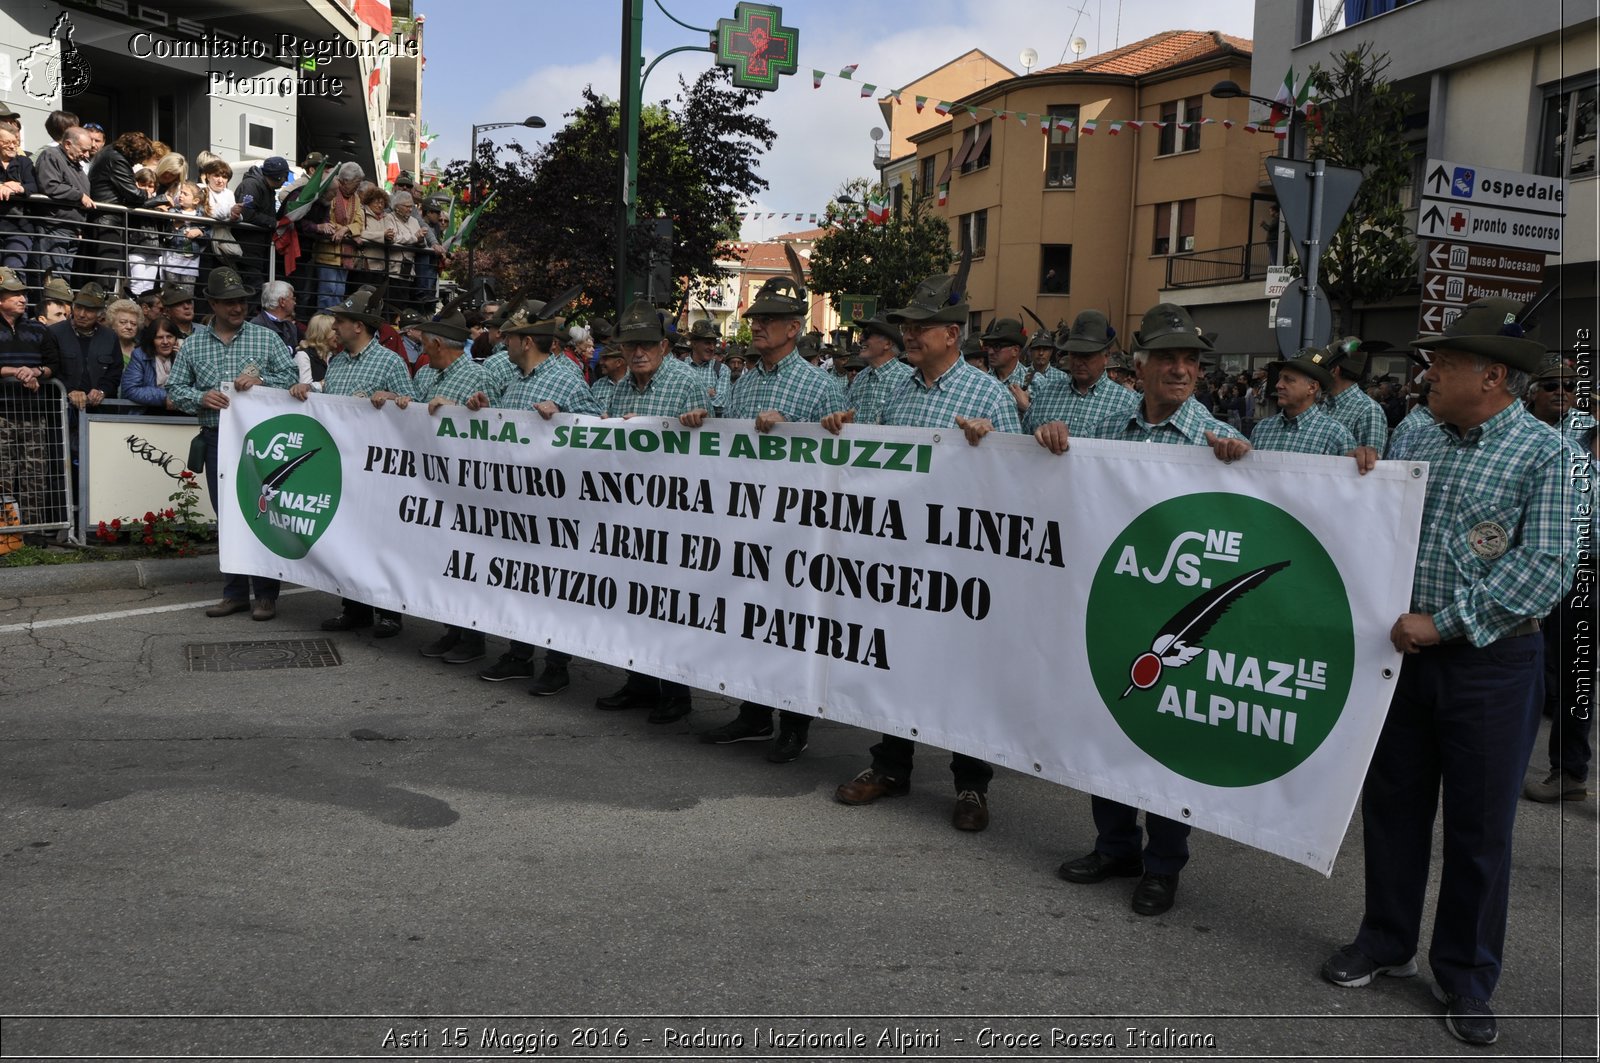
left=894, top=30, right=1258, bottom=345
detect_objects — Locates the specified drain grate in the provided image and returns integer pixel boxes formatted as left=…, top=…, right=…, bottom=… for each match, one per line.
left=185, top=639, right=343, bottom=672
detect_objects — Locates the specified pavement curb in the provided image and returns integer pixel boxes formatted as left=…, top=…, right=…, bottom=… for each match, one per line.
left=2, top=556, right=219, bottom=597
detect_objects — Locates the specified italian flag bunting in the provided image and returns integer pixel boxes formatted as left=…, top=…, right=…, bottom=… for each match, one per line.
left=813, top=69, right=824, bottom=89
left=353, top=0, right=392, bottom=35
left=915, top=95, right=927, bottom=113
left=380, top=135, right=399, bottom=190
left=936, top=183, right=948, bottom=206
left=837, top=64, right=858, bottom=79
left=934, top=101, right=951, bottom=116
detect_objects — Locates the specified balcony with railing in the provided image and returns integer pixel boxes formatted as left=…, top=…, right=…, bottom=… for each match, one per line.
left=1164, top=241, right=1277, bottom=289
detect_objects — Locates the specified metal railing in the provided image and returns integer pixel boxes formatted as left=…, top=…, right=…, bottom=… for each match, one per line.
left=1165, top=242, right=1276, bottom=288
left=1, top=195, right=444, bottom=318
left=0, top=379, right=73, bottom=538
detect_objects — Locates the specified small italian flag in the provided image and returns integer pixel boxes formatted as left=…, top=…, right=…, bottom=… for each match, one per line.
left=934, top=101, right=951, bottom=116
left=380, top=135, right=398, bottom=190
left=915, top=95, right=928, bottom=113
left=866, top=193, right=889, bottom=226
left=936, top=183, right=948, bottom=206
left=812, top=70, right=824, bottom=89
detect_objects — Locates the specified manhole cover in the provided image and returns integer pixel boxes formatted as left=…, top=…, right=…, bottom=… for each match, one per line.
left=185, top=639, right=342, bottom=672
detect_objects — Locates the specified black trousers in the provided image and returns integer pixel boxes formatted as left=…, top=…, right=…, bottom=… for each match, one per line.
left=869, top=733, right=994, bottom=793
left=1354, top=633, right=1543, bottom=1002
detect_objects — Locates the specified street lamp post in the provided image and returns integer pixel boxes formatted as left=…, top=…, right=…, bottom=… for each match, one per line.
left=465, top=115, right=545, bottom=301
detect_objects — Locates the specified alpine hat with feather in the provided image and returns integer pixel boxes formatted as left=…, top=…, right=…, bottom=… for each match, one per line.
left=1412, top=297, right=1545, bottom=374
left=886, top=247, right=973, bottom=325
left=746, top=244, right=810, bottom=319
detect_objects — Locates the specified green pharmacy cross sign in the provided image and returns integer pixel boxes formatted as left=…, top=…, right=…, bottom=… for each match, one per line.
left=713, top=3, right=798, bottom=92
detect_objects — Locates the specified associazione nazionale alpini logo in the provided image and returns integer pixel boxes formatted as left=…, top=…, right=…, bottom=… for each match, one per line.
left=235, top=415, right=341, bottom=559
left=1086, top=493, right=1354, bottom=788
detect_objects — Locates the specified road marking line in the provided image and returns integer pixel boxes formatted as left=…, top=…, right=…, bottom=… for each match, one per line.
left=0, top=587, right=319, bottom=634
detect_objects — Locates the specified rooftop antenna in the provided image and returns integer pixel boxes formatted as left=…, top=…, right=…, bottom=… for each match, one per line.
left=1057, top=4, right=1092, bottom=64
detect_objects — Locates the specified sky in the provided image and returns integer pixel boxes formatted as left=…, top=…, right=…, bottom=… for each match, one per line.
left=417, top=0, right=1257, bottom=241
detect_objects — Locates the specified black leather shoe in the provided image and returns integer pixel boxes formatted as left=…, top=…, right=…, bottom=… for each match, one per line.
left=647, top=696, right=692, bottom=724
left=596, top=683, right=656, bottom=711
left=418, top=630, right=461, bottom=658
left=442, top=633, right=486, bottom=665
left=766, top=728, right=808, bottom=763
left=1131, top=872, right=1180, bottom=916
left=372, top=617, right=402, bottom=639
left=952, top=790, right=990, bottom=831
left=1057, top=849, right=1144, bottom=884
left=528, top=664, right=570, bottom=697
left=320, top=611, right=371, bottom=631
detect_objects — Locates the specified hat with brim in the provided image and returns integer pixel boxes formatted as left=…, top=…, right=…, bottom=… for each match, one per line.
left=416, top=312, right=471, bottom=345
left=203, top=267, right=252, bottom=302
left=0, top=267, right=27, bottom=294
left=1536, top=361, right=1577, bottom=382
left=1272, top=349, right=1336, bottom=392
left=959, top=336, right=984, bottom=358
left=980, top=317, right=1026, bottom=348
left=1058, top=308, right=1117, bottom=353
left=72, top=282, right=109, bottom=310
left=1026, top=327, right=1056, bottom=351
left=746, top=277, right=808, bottom=318
left=887, top=272, right=967, bottom=325
left=855, top=313, right=901, bottom=347
left=1133, top=303, right=1212, bottom=351
left=614, top=297, right=667, bottom=343
left=0, top=101, right=19, bottom=120
left=1412, top=299, right=1545, bottom=373
left=158, top=283, right=194, bottom=307
left=329, top=285, right=383, bottom=329
left=42, top=276, right=75, bottom=304
left=396, top=309, right=426, bottom=329
left=590, top=318, right=614, bottom=342
left=688, top=319, right=720, bottom=343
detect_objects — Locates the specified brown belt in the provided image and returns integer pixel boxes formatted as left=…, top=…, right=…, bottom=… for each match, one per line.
left=1439, top=618, right=1540, bottom=647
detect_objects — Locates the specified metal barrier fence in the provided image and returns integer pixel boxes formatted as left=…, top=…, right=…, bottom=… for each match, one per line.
left=2, top=195, right=441, bottom=318
left=0, top=378, right=73, bottom=538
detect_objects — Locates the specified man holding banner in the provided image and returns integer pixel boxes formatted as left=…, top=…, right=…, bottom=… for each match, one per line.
left=594, top=297, right=711, bottom=724
left=1035, top=303, right=1248, bottom=917
left=470, top=298, right=600, bottom=694
left=166, top=268, right=298, bottom=621
left=841, top=311, right=909, bottom=428
left=822, top=264, right=1020, bottom=833
left=693, top=274, right=845, bottom=763
left=1322, top=299, right=1574, bottom=1048
left=294, top=286, right=414, bottom=639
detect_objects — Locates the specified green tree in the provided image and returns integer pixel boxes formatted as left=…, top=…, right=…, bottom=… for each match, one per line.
left=806, top=178, right=952, bottom=313
left=437, top=67, right=774, bottom=316
left=1305, top=44, right=1417, bottom=335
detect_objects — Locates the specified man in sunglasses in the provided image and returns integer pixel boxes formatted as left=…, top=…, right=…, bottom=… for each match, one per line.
left=1527, top=360, right=1590, bottom=433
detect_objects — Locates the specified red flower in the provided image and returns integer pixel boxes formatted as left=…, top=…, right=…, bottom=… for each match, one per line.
left=110, top=518, right=122, bottom=530
left=143, top=511, right=156, bottom=523
left=164, top=508, right=176, bottom=519
left=180, top=470, right=195, bottom=479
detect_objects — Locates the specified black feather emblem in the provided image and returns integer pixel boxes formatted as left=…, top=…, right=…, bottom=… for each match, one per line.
left=255, top=449, right=321, bottom=519
left=949, top=244, right=972, bottom=306
left=1120, top=560, right=1291, bottom=698
left=1021, top=305, right=1046, bottom=331
left=783, top=242, right=808, bottom=295
left=539, top=285, right=583, bottom=322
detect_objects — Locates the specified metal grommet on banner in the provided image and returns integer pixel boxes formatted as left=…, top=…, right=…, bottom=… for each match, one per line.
left=1033, top=763, right=1042, bottom=773
left=1180, top=807, right=1192, bottom=819
left=1382, top=667, right=1394, bottom=679
left=718, top=683, right=725, bottom=690
left=910, top=727, right=918, bottom=737
left=816, top=706, right=825, bottom=715
left=932, top=434, right=941, bottom=443
left=1411, top=466, right=1423, bottom=478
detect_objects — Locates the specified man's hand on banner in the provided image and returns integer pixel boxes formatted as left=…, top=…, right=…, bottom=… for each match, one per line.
left=1034, top=421, right=1070, bottom=455
left=201, top=388, right=229, bottom=410
left=428, top=396, right=454, bottom=415
left=1350, top=446, right=1379, bottom=475
left=754, top=410, right=786, bottom=433
left=679, top=408, right=708, bottom=428
left=465, top=391, right=491, bottom=411
left=289, top=383, right=314, bottom=400
left=955, top=415, right=994, bottom=446
left=1205, top=431, right=1251, bottom=463
left=1390, top=612, right=1441, bottom=654
left=820, top=409, right=855, bottom=435
left=234, top=370, right=263, bottom=391
left=534, top=401, right=559, bottom=420
left=371, top=390, right=410, bottom=410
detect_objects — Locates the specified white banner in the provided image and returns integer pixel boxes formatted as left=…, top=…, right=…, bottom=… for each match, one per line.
left=221, top=388, right=1426, bottom=873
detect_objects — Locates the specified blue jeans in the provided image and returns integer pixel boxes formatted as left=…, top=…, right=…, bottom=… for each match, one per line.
left=314, top=265, right=348, bottom=310
left=1354, top=633, right=1543, bottom=1002
left=201, top=427, right=281, bottom=603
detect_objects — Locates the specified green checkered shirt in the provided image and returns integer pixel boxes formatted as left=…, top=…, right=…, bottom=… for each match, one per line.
left=480, top=350, right=518, bottom=403
left=1328, top=384, right=1390, bottom=450
left=1086, top=396, right=1243, bottom=445
left=606, top=355, right=711, bottom=418
left=496, top=354, right=601, bottom=415
left=1386, top=404, right=1437, bottom=456
left=413, top=353, right=488, bottom=404
left=1249, top=403, right=1357, bottom=455
left=590, top=374, right=625, bottom=412
left=689, top=358, right=731, bottom=412
left=167, top=322, right=298, bottom=428
left=1387, top=402, right=1575, bottom=645
left=321, top=337, right=413, bottom=398
left=1024, top=364, right=1066, bottom=394
left=1023, top=370, right=1140, bottom=434
left=724, top=349, right=845, bottom=423
left=878, top=358, right=1022, bottom=433
left=992, top=362, right=1030, bottom=393
left=845, top=357, right=914, bottom=427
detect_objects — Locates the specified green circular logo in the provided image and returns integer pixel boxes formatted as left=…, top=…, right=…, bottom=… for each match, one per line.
left=1086, top=493, right=1353, bottom=788
left=235, top=414, right=342, bottom=559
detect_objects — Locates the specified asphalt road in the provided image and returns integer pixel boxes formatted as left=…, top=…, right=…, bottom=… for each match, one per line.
left=0, top=571, right=1595, bottom=1061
